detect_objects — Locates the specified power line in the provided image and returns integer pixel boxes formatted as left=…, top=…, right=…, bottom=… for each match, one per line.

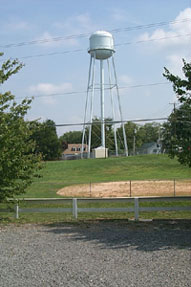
left=111, top=18, right=191, bottom=33
left=1, top=17, right=190, bottom=49
left=116, top=32, right=191, bottom=47
left=15, top=81, right=170, bottom=100
left=16, top=90, right=86, bottom=99
left=119, top=81, right=170, bottom=90
left=55, top=117, right=168, bottom=127
left=21, top=48, right=85, bottom=60
left=17, top=32, right=191, bottom=61
left=45, top=116, right=191, bottom=129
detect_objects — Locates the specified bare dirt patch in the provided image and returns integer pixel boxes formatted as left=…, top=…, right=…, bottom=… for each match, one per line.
left=57, top=180, right=191, bottom=198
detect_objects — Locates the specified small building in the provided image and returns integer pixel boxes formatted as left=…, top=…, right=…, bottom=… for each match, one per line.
left=137, top=142, right=161, bottom=155
left=93, top=146, right=108, bottom=158
left=62, top=144, right=88, bottom=159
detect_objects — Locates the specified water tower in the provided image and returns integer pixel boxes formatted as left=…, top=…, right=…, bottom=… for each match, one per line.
left=81, top=31, right=128, bottom=158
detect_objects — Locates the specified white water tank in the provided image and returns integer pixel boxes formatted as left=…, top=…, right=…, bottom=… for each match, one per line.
left=88, top=31, right=115, bottom=60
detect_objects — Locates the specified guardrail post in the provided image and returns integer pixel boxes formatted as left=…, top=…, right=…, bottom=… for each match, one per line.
left=134, top=197, right=139, bottom=221
left=72, top=198, right=78, bottom=219
left=15, top=201, right=19, bottom=219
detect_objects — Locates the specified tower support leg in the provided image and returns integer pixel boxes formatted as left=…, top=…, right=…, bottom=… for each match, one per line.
left=112, top=56, right=128, bottom=156
left=100, top=60, right=105, bottom=147
left=107, top=59, right=118, bottom=156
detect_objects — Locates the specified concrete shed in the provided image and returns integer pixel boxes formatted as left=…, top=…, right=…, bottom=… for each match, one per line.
left=93, top=146, right=108, bottom=158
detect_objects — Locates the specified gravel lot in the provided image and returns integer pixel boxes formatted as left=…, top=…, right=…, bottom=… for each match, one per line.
left=0, top=220, right=191, bottom=287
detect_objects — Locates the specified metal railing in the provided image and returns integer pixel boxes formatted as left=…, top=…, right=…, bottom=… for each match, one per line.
left=2, top=196, right=190, bottom=221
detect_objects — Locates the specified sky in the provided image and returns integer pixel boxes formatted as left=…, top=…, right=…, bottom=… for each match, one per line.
left=0, top=0, right=191, bottom=136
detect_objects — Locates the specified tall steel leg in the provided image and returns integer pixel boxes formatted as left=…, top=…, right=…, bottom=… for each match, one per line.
left=100, top=60, right=105, bottom=147
left=81, top=55, right=92, bottom=158
left=107, top=59, right=118, bottom=156
left=112, top=56, right=128, bottom=156
left=88, top=54, right=96, bottom=158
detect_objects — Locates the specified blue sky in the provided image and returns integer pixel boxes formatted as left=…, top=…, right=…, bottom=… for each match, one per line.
left=1, top=0, right=191, bottom=136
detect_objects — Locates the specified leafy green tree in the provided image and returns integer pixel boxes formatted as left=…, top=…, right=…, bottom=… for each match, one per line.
left=31, top=120, right=61, bottom=160
left=0, top=54, right=42, bottom=201
left=59, top=130, right=82, bottom=150
left=163, top=59, right=191, bottom=167
left=163, top=59, right=191, bottom=104
left=86, top=117, right=115, bottom=150
left=138, top=123, right=161, bottom=143
left=162, top=103, right=191, bottom=166
left=117, top=121, right=138, bottom=151
left=117, top=122, right=161, bottom=153
left=60, top=118, right=115, bottom=152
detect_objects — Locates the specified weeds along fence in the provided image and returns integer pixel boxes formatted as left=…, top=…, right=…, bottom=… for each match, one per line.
left=1, top=196, right=191, bottom=220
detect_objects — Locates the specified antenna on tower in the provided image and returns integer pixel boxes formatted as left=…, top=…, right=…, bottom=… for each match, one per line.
left=81, top=31, right=128, bottom=158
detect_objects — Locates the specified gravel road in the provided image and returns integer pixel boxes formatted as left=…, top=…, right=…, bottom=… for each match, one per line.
left=0, top=220, right=191, bottom=287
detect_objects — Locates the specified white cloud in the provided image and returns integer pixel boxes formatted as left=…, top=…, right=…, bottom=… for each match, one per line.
left=138, top=8, right=191, bottom=49
left=165, top=55, right=184, bottom=77
left=170, top=8, right=191, bottom=34
left=53, top=13, right=95, bottom=33
left=29, top=82, right=73, bottom=105
left=37, top=13, right=96, bottom=48
left=29, top=82, right=72, bottom=95
left=165, top=53, right=191, bottom=77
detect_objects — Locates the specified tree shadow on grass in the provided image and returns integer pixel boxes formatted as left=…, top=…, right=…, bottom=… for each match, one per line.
left=43, top=219, right=191, bottom=252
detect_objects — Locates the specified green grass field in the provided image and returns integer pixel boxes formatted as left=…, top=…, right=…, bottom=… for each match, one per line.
left=1, top=154, right=191, bottom=223
left=25, top=154, right=191, bottom=198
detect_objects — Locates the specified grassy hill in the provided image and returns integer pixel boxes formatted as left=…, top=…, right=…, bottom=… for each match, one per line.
left=25, top=154, right=191, bottom=198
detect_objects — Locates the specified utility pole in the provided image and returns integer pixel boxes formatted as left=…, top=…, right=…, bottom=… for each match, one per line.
left=169, top=102, right=177, bottom=112
left=169, top=102, right=178, bottom=139
left=133, top=128, right=137, bottom=156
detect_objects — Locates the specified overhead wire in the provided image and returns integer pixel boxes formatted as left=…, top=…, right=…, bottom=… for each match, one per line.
left=54, top=117, right=168, bottom=127
left=15, top=81, right=170, bottom=100
left=115, top=33, right=191, bottom=47
left=15, top=32, right=191, bottom=61
left=1, top=17, right=190, bottom=49
left=1, top=17, right=188, bottom=129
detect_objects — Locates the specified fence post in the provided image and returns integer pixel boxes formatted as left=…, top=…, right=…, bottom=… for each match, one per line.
left=90, top=181, right=92, bottom=197
left=72, top=198, right=78, bottom=219
left=15, top=201, right=19, bottom=219
left=174, top=179, right=176, bottom=197
left=130, top=180, right=132, bottom=197
left=134, top=197, right=139, bottom=221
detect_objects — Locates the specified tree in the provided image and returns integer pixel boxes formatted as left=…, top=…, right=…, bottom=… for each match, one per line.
left=86, top=117, right=115, bottom=150
left=59, top=130, right=82, bottom=150
left=117, top=121, right=138, bottom=152
left=138, top=123, right=161, bottom=144
left=31, top=119, right=61, bottom=160
left=162, top=103, right=191, bottom=166
left=163, top=59, right=191, bottom=104
left=163, top=59, right=191, bottom=167
left=0, top=53, right=42, bottom=201
left=117, top=122, right=161, bottom=154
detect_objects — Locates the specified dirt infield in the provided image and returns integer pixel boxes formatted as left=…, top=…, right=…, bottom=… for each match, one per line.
left=57, top=180, right=191, bottom=198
